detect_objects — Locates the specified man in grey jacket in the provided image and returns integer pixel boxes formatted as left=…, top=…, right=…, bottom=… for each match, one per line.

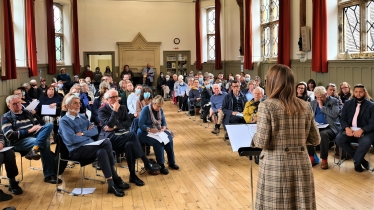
left=307, top=86, right=341, bottom=170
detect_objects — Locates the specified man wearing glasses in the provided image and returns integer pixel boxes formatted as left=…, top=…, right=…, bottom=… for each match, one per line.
left=221, top=81, right=248, bottom=139
left=98, top=90, right=160, bottom=186
left=1, top=95, right=61, bottom=184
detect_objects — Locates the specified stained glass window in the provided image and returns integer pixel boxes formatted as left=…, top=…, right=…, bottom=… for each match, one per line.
left=260, top=0, right=279, bottom=59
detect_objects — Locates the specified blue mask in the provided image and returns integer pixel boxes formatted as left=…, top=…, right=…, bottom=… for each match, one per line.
left=144, top=92, right=151, bottom=99
left=205, top=84, right=211, bottom=89
left=135, top=89, right=141, bottom=95
left=55, top=87, right=58, bottom=92
left=245, top=78, right=250, bottom=82
left=218, top=83, right=222, bottom=87
left=209, top=79, right=213, bottom=83
left=198, top=78, right=203, bottom=82
left=74, top=93, right=79, bottom=97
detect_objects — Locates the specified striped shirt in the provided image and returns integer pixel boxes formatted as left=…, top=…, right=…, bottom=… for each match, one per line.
left=1, top=111, right=39, bottom=143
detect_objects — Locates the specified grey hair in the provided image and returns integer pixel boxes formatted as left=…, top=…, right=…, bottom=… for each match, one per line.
left=22, top=83, right=29, bottom=87
left=30, top=79, right=37, bottom=84
left=103, top=92, right=109, bottom=99
left=178, top=75, right=184, bottom=80
left=70, top=84, right=81, bottom=93
left=314, top=86, right=327, bottom=96
left=99, top=81, right=110, bottom=90
left=6, top=95, right=20, bottom=105
left=254, top=87, right=264, bottom=95
left=65, top=95, right=80, bottom=105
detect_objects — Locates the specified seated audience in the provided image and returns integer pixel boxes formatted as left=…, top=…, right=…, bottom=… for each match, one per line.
left=117, top=80, right=128, bottom=106
left=137, top=96, right=179, bottom=175
left=2, top=95, right=61, bottom=184
left=161, top=74, right=171, bottom=100
left=0, top=133, right=22, bottom=198
left=59, top=95, right=128, bottom=197
left=307, top=79, right=316, bottom=92
left=57, top=80, right=68, bottom=96
left=307, top=86, right=341, bottom=169
left=57, top=68, right=72, bottom=89
left=136, top=87, right=153, bottom=117
left=326, top=83, right=342, bottom=110
left=98, top=90, right=160, bottom=186
left=85, top=77, right=96, bottom=95
left=188, top=79, right=202, bottom=114
left=200, top=80, right=212, bottom=122
left=39, top=78, right=47, bottom=94
left=296, top=82, right=311, bottom=102
left=243, top=87, right=264, bottom=123
left=245, top=80, right=255, bottom=101
left=91, top=81, right=110, bottom=124
left=12, top=89, right=35, bottom=115
left=61, top=84, right=85, bottom=117
left=177, top=78, right=188, bottom=112
left=127, top=84, right=142, bottom=119
left=22, top=83, right=33, bottom=102
left=210, top=84, right=227, bottom=134
left=335, top=84, right=374, bottom=172
left=157, top=72, right=166, bottom=96
left=222, top=81, right=248, bottom=139
left=142, top=63, right=154, bottom=86
left=339, top=82, right=352, bottom=104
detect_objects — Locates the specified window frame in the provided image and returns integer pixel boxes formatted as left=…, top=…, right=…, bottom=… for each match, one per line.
left=338, top=0, right=374, bottom=59
left=206, top=7, right=215, bottom=63
left=260, top=0, right=279, bottom=61
left=53, top=3, right=64, bottom=64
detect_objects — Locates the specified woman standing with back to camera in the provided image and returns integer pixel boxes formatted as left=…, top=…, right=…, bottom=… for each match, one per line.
left=252, top=64, right=320, bottom=210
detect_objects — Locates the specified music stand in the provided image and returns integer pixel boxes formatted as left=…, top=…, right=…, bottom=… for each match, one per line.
left=238, top=147, right=262, bottom=210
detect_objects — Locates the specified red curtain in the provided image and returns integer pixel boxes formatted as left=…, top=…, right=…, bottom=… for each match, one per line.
left=2, top=0, right=17, bottom=80
left=244, top=0, right=253, bottom=70
left=46, top=0, right=56, bottom=74
left=26, top=0, right=38, bottom=77
left=195, top=0, right=202, bottom=70
left=277, top=0, right=291, bottom=67
left=215, top=0, right=222, bottom=70
left=72, top=0, right=80, bottom=75
left=312, top=0, right=328, bottom=73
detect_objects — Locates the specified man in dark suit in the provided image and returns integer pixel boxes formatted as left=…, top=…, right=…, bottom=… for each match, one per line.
left=98, top=90, right=160, bottom=186
left=307, top=86, right=341, bottom=169
left=335, top=84, right=374, bottom=172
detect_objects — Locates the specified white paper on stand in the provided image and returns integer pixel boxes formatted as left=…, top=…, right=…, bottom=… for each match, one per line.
left=41, top=105, right=56, bottom=115
left=147, top=132, right=170, bottom=145
left=70, top=188, right=95, bottom=195
left=25, top=100, right=39, bottom=111
left=0, top=146, right=13, bottom=153
left=226, top=124, right=257, bottom=152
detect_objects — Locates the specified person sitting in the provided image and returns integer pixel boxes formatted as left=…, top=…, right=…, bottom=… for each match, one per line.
left=21, top=83, right=33, bottom=102
left=85, top=77, right=96, bottom=95
left=142, top=63, right=154, bottom=86
left=161, top=74, right=171, bottom=100
left=117, top=80, right=128, bottom=106
left=57, top=68, right=72, bottom=90
left=210, top=84, right=227, bottom=134
left=1, top=95, right=61, bottom=184
left=296, top=82, right=311, bottom=102
left=177, top=78, right=188, bottom=112
left=12, top=89, right=35, bottom=115
left=37, top=85, right=63, bottom=143
left=157, top=72, right=166, bottom=96
left=222, top=81, right=248, bottom=139
left=91, top=82, right=110, bottom=125
left=0, top=133, right=23, bottom=198
left=339, top=82, right=352, bottom=104
left=307, top=86, right=341, bottom=169
left=243, top=87, right=264, bottom=124
left=28, top=79, right=43, bottom=100
left=188, top=79, right=202, bottom=115
left=59, top=95, right=128, bottom=197
left=136, top=87, right=153, bottom=117
left=60, top=84, right=85, bottom=117
left=335, top=84, right=374, bottom=172
left=98, top=90, right=160, bottom=186
left=127, top=84, right=143, bottom=119
left=239, top=77, right=248, bottom=93
left=200, top=80, right=212, bottom=122
left=137, top=96, right=179, bottom=175
left=38, top=78, right=48, bottom=95
left=245, top=80, right=255, bottom=101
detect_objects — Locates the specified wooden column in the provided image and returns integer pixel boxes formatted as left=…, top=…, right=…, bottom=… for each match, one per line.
left=236, top=0, right=244, bottom=55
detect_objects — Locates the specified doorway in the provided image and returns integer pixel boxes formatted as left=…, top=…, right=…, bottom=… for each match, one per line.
left=83, top=51, right=115, bottom=77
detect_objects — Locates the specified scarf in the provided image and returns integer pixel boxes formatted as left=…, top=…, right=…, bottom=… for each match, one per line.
left=148, top=104, right=174, bottom=137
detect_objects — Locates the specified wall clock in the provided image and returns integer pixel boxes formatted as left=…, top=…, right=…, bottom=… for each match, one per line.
left=174, top=38, right=180, bottom=45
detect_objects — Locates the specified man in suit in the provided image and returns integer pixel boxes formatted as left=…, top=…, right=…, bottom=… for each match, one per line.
left=98, top=90, right=160, bottom=186
left=307, top=86, right=341, bottom=169
left=335, top=84, right=374, bottom=172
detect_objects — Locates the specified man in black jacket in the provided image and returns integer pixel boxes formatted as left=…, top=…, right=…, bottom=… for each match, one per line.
left=98, top=90, right=160, bottom=186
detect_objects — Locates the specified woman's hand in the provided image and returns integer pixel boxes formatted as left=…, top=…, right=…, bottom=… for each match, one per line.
left=49, top=103, right=56, bottom=108
left=150, top=128, right=158, bottom=134
left=30, top=110, right=36, bottom=115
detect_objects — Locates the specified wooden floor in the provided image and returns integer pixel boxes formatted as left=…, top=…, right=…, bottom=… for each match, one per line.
left=1, top=102, right=374, bottom=210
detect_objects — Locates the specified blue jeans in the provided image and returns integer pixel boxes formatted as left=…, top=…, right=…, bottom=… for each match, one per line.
left=13, top=123, right=55, bottom=177
left=137, top=131, right=175, bottom=165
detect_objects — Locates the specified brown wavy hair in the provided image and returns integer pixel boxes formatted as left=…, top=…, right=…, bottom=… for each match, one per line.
left=266, top=64, right=306, bottom=114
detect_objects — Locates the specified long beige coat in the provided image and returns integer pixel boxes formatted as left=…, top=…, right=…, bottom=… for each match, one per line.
left=253, top=99, right=320, bottom=210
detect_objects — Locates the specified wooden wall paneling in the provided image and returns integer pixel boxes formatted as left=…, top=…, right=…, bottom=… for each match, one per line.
left=361, top=67, right=372, bottom=91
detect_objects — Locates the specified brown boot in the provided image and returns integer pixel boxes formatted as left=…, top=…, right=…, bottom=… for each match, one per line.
left=211, top=128, right=220, bottom=134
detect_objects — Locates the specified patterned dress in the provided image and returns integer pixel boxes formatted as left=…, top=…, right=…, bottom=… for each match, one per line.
left=253, top=99, right=320, bottom=210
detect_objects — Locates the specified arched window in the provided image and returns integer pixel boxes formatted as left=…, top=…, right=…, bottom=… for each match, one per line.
left=207, top=8, right=215, bottom=62
left=54, top=3, right=64, bottom=63
left=338, top=0, right=374, bottom=57
left=260, top=0, right=279, bottom=60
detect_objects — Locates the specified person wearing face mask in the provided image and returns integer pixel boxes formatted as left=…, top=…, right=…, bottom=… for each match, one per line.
left=127, top=84, right=143, bottom=119
left=198, top=75, right=204, bottom=87
left=161, top=74, right=169, bottom=100
left=177, top=79, right=188, bottom=112
left=157, top=72, right=166, bottom=96
left=82, top=65, right=94, bottom=81
left=57, top=80, right=67, bottom=97
left=136, top=87, right=153, bottom=117
left=239, top=76, right=248, bottom=93
left=200, top=80, right=213, bottom=122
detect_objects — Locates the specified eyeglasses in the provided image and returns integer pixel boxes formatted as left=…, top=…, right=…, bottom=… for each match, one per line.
left=11, top=102, right=21, bottom=106
left=108, top=96, right=119, bottom=99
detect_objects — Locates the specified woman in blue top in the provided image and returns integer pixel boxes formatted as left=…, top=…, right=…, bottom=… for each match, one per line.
left=177, top=79, right=188, bottom=112
left=137, top=95, right=179, bottom=175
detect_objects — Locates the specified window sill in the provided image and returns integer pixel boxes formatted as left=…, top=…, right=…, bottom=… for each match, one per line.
left=338, top=52, right=374, bottom=59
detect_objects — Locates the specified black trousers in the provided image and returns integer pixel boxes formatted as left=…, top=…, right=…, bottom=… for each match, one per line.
left=0, top=149, right=19, bottom=179
left=229, top=115, right=246, bottom=124
left=70, top=140, right=114, bottom=179
left=108, top=131, right=144, bottom=172
left=178, top=96, right=188, bottom=111
left=201, top=105, right=211, bottom=119
left=307, top=127, right=336, bottom=159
